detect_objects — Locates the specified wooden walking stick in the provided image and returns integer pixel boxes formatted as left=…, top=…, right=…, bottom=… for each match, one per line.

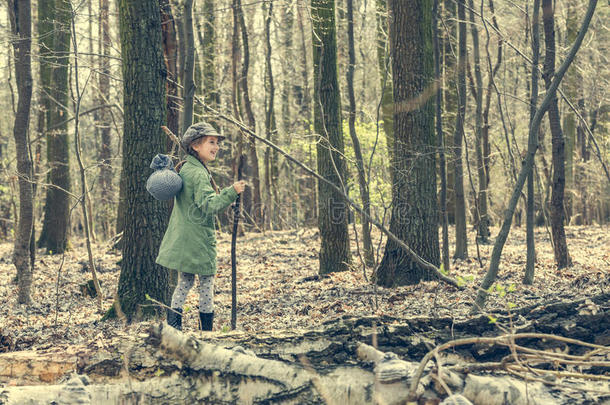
left=231, top=155, right=245, bottom=330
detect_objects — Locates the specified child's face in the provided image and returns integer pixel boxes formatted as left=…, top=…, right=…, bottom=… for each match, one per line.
left=192, top=136, right=220, bottom=163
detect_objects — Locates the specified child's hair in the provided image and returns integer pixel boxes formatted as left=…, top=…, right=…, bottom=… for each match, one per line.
left=179, top=136, right=220, bottom=194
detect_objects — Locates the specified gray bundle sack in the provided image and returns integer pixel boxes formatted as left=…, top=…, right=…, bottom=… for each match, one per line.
left=146, top=154, right=183, bottom=201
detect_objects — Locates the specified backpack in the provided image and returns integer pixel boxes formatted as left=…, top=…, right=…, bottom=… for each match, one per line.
left=146, top=154, right=183, bottom=201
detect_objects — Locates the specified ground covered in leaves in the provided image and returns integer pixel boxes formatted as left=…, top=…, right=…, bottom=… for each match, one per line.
left=1, top=225, right=608, bottom=354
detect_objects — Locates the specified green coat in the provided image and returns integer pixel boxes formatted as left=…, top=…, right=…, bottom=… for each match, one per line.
left=156, top=155, right=238, bottom=275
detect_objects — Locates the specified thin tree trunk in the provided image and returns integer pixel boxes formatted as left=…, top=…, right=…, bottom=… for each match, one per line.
left=263, top=1, right=278, bottom=230
left=160, top=0, right=180, bottom=143
left=347, top=0, right=374, bottom=267
left=375, top=0, right=394, bottom=187
left=467, top=0, right=489, bottom=244
left=473, top=0, right=596, bottom=312
left=542, top=0, right=572, bottom=269
left=98, top=0, right=113, bottom=239
left=434, top=0, right=450, bottom=273
left=235, top=0, right=263, bottom=228
left=8, top=0, right=34, bottom=304
left=453, top=0, right=468, bottom=259
left=523, top=0, right=540, bottom=285
left=181, top=0, right=195, bottom=132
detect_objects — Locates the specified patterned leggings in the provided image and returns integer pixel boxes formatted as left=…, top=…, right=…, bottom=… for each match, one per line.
left=170, top=272, right=214, bottom=313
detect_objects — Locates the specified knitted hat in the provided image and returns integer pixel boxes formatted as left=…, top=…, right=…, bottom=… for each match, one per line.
left=181, top=121, right=225, bottom=150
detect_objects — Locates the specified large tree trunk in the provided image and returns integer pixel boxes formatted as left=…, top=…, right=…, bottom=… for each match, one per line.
left=114, top=0, right=170, bottom=320
left=312, top=0, right=351, bottom=275
left=376, top=0, right=439, bottom=287
left=453, top=0, right=468, bottom=259
left=542, top=0, right=572, bottom=270
left=37, top=0, right=72, bottom=254
left=8, top=0, right=34, bottom=305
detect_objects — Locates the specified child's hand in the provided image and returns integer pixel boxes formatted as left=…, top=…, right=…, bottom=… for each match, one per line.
left=233, top=180, right=247, bottom=194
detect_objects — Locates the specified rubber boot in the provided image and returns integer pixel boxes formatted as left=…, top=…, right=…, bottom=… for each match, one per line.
left=166, top=308, right=183, bottom=331
left=199, top=312, right=214, bottom=331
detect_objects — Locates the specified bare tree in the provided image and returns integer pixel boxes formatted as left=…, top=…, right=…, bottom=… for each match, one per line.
left=8, top=0, right=34, bottom=304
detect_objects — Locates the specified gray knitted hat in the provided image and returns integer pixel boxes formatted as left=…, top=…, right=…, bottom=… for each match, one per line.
left=181, top=121, right=225, bottom=150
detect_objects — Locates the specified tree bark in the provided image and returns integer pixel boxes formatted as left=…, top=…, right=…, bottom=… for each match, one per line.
left=181, top=0, right=195, bottom=132
left=524, top=0, right=541, bottom=285
left=467, top=0, right=490, bottom=244
left=37, top=0, right=72, bottom=254
left=8, top=0, right=34, bottom=304
left=453, top=0, right=468, bottom=259
left=98, top=0, right=113, bottom=239
left=542, top=0, right=572, bottom=270
left=376, top=0, right=440, bottom=287
left=160, top=0, right=180, bottom=144
left=263, top=1, right=280, bottom=230
left=312, top=0, right=351, bottom=275
left=375, top=0, right=395, bottom=187
left=115, top=0, right=170, bottom=320
left=347, top=0, right=374, bottom=267
left=434, top=0, right=450, bottom=273
left=234, top=0, right=263, bottom=228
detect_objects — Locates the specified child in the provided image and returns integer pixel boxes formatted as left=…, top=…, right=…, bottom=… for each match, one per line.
left=156, top=122, right=246, bottom=331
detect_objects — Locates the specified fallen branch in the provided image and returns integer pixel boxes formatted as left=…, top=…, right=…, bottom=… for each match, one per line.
left=407, top=332, right=610, bottom=400
left=190, top=97, right=461, bottom=288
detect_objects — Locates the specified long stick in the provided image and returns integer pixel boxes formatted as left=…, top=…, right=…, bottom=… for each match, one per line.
left=231, top=156, right=245, bottom=330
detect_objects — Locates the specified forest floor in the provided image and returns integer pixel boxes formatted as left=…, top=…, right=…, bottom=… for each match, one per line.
left=1, top=224, right=608, bottom=355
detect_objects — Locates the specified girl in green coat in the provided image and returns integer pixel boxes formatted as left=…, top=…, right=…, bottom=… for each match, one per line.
left=156, top=122, right=246, bottom=331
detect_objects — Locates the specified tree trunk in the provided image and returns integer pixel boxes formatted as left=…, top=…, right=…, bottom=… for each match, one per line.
left=542, top=0, right=572, bottom=269
left=524, top=0, right=541, bottom=285
left=442, top=0, right=457, bottom=224
left=467, top=0, right=489, bottom=244
left=37, top=0, right=72, bottom=254
left=347, top=0, right=374, bottom=267
left=115, top=0, right=170, bottom=320
left=434, top=0, right=450, bottom=273
left=312, top=0, right=351, bottom=275
left=453, top=0, right=468, bottom=259
left=263, top=0, right=279, bottom=230
left=8, top=0, right=34, bottom=304
left=235, top=0, right=263, bottom=228
left=98, top=0, right=113, bottom=239
left=160, top=0, right=180, bottom=144
left=202, top=0, right=218, bottom=109
left=376, top=0, right=439, bottom=287
left=375, top=0, right=395, bottom=187
left=181, top=0, right=195, bottom=132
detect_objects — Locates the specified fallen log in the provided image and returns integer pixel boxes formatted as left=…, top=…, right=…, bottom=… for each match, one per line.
left=0, top=294, right=608, bottom=404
